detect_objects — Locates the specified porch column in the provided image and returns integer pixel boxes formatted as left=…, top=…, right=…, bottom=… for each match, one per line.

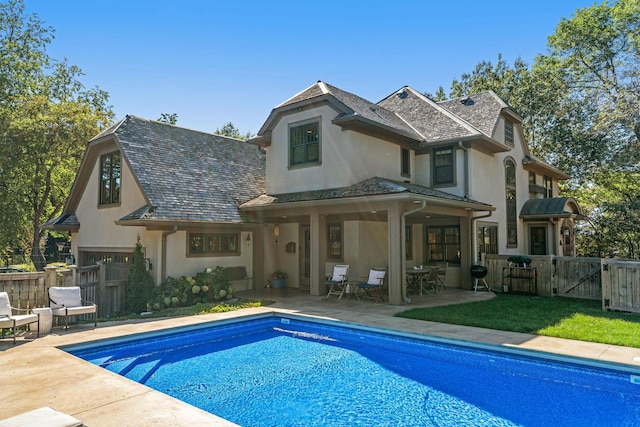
left=309, top=213, right=323, bottom=296
left=387, top=203, right=403, bottom=305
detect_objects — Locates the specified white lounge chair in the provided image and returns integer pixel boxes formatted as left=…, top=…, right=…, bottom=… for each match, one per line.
left=0, top=291, right=39, bottom=344
left=326, top=264, right=349, bottom=299
left=49, top=286, right=97, bottom=329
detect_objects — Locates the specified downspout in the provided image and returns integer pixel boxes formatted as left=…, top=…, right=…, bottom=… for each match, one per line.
left=458, top=141, right=469, bottom=199
left=161, top=225, right=178, bottom=281
left=401, top=201, right=426, bottom=303
left=471, top=211, right=493, bottom=264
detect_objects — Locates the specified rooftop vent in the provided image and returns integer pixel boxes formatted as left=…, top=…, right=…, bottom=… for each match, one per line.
left=461, top=96, right=474, bottom=106
left=396, top=90, right=408, bottom=99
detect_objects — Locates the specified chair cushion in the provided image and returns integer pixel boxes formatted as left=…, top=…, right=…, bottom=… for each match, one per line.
left=52, top=305, right=96, bottom=316
left=0, top=313, right=38, bottom=328
left=366, top=269, right=386, bottom=285
left=0, top=292, right=12, bottom=317
left=331, top=265, right=349, bottom=282
left=49, top=287, right=82, bottom=308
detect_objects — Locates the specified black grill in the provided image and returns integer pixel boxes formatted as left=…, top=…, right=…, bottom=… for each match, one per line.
left=470, top=264, right=488, bottom=279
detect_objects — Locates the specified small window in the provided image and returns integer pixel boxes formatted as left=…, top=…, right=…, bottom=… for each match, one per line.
left=328, top=224, right=342, bottom=259
left=543, top=175, right=553, bottom=198
left=188, top=233, right=239, bottom=256
left=505, top=119, right=514, bottom=146
left=99, top=151, right=121, bottom=205
left=433, top=146, right=454, bottom=185
left=289, top=121, right=320, bottom=166
left=401, top=148, right=410, bottom=177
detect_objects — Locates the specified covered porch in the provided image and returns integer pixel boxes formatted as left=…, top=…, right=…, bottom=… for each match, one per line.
left=242, top=178, right=495, bottom=305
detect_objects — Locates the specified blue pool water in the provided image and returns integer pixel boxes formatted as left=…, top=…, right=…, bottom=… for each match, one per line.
left=66, top=315, right=640, bottom=426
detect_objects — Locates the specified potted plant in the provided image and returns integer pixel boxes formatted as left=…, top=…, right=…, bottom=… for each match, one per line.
left=269, top=271, right=288, bottom=288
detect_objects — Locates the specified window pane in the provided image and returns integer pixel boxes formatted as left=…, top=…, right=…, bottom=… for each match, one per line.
left=433, top=147, right=454, bottom=184
left=290, top=122, right=320, bottom=166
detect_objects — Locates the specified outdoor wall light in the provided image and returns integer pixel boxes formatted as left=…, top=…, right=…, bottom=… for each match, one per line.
left=274, top=225, right=280, bottom=237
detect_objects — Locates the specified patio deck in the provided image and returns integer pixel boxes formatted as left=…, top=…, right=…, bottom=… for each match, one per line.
left=1, top=288, right=640, bottom=426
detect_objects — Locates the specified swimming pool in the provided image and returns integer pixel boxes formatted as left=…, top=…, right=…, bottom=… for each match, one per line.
left=66, top=314, right=640, bottom=426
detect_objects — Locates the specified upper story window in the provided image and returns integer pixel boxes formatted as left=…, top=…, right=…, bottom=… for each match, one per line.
left=543, top=175, right=553, bottom=198
left=505, top=158, right=517, bottom=246
left=289, top=120, right=320, bottom=167
left=504, top=119, right=514, bottom=146
left=401, top=147, right=410, bottom=177
left=433, top=145, right=454, bottom=185
left=100, top=151, right=121, bottom=205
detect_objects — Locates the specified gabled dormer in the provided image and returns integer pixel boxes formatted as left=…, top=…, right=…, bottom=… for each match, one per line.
left=250, top=81, right=423, bottom=195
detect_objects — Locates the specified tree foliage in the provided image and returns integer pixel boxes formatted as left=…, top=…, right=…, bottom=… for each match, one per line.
left=0, top=1, right=113, bottom=268
left=157, top=112, right=178, bottom=124
left=215, top=121, right=251, bottom=140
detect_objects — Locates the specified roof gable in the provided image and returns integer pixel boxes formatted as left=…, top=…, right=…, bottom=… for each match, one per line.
left=115, top=116, right=265, bottom=223
left=61, top=116, right=265, bottom=225
left=255, top=81, right=423, bottom=144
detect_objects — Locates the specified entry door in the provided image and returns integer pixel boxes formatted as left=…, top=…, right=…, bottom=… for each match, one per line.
left=529, top=226, right=547, bottom=255
left=299, top=225, right=311, bottom=289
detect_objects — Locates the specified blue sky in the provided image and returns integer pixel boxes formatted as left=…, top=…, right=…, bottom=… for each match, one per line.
left=26, top=0, right=596, bottom=135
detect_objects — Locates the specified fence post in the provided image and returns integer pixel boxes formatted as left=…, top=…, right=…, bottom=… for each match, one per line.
left=97, top=261, right=106, bottom=317
left=70, top=265, right=77, bottom=287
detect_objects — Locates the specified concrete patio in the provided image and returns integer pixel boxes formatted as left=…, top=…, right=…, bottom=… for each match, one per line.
left=2, top=288, right=640, bottom=426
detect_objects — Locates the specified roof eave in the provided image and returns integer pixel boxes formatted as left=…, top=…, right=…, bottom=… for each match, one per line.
left=331, top=115, right=422, bottom=144
left=241, top=192, right=494, bottom=212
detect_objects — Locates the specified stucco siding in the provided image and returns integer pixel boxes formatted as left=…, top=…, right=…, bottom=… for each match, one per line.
left=73, top=144, right=147, bottom=252
left=266, top=105, right=408, bottom=194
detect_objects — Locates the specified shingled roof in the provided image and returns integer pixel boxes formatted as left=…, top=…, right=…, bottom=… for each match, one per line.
left=377, top=87, right=479, bottom=142
left=269, top=81, right=423, bottom=141
left=437, top=91, right=516, bottom=138
left=112, top=116, right=266, bottom=223
left=241, top=177, right=491, bottom=209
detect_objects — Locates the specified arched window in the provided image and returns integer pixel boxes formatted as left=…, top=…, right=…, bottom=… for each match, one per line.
left=505, top=158, right=517, bottom=246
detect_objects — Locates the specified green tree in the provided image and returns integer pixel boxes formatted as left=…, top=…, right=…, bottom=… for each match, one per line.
left=0, top=0, right=113, bottom=268
left=215, top=121, right=252, bottom=140
left=157, top=113, right=178, bottom=124
left=126, top=236, right=155, bottom=313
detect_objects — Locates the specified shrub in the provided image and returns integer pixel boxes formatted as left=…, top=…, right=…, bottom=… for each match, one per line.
left=125, top=237, right=155, bottom=314
left=147, top=266, right=235, bottom=311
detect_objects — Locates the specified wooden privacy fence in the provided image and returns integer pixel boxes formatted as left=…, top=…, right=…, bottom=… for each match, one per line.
left=483, top=255, right=602, bottom=300
left=0, top=261, right=126, bottom=319
left=602, top=258, right=640, bottom=313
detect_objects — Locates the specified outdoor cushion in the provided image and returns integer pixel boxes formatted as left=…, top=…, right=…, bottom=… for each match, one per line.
left=49, top=286, right=82, bottom=308
left=0, top=292, right=12, bottom=316
left=0, top=406, right=82, bottom=427
left=51, top=305, right=96, bottom=317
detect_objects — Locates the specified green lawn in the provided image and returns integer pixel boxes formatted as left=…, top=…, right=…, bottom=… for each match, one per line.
left=395, top=294, right=640, bottom=348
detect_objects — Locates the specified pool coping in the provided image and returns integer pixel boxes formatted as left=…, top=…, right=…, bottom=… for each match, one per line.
left=2, top=305, right=640, bottom=426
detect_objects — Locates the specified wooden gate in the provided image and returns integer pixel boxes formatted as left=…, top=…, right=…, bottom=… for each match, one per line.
left=602, top=258, right=640, bottom=313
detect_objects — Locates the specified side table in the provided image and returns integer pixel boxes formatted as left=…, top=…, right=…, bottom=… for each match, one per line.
left=31, top=307, right=53, bottom=335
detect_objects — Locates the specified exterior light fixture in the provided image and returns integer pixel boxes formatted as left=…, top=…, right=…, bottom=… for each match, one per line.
left=274, top=225, right=280, bottom=237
